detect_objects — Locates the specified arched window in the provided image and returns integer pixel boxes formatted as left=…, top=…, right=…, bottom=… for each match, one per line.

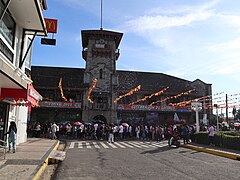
left=99, top=69, right=103, bottom=79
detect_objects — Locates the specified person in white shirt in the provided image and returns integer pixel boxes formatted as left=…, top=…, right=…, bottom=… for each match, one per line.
left=208, top=124, right=214, bottom=146
left=51, top=123, right=58, bottom=139
left=119, top=124, right=124, bottom=140
left=135, top=126, right=140, bottom=139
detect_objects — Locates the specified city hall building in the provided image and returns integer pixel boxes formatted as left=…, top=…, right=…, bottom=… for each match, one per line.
left=31, top=29, right=212, bottom=125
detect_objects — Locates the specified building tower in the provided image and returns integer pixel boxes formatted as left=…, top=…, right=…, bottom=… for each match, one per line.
left=81, top=30, right=123, bottom=123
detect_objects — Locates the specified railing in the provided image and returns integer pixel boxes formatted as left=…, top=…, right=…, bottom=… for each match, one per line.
left=0, top=139, right=7, bottom=160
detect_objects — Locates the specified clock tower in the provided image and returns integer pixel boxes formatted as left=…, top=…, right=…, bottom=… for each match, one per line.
left=81, top=29, right=123, bottom=123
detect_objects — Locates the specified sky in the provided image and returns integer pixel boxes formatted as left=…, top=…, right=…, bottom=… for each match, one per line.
left=32, top=0, right=240, bottom=114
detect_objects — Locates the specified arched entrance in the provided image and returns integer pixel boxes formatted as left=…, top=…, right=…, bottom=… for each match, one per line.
left=92, top=115, right=107, bottom=124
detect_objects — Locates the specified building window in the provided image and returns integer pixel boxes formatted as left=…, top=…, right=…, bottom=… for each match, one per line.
left=0, top=1, right=15, bottom=47
left=99, top=69, right=103, bottom=79
left=25, top=38, right=32, bottom=70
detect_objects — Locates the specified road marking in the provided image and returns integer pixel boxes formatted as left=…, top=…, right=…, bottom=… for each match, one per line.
left=107, top=142, right=117, bottom=148
left=100, top=142, right=109, bottom=148
left=93, top=142, right=100, bottom=148
left=118, top=142, right=134, bottom=148
left=127, top=142, right=142, bottom=148
left=85, top=142, right=91, bottom=148
left=139, top=142, right=156, bottom=148
left=78, top=142, right=83, bottom=148
left=131, top=141, right=149, bottom=148
left=69, top=142, right=75, bottom=149
left=114, top=142, right=126, bottom=148
left=150, top=142, right=168, bottom=147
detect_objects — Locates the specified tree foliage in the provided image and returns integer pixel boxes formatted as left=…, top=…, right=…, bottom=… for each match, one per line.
left=236, top=109, right=240, bottom=119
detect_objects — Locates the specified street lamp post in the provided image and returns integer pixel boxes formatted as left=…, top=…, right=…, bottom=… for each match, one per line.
left=214, top=104, right=219, bottom=131
left=191, top=102, right=202, bottom=133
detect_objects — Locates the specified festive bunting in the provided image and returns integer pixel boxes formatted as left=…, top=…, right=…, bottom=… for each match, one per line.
left=129, top=87, right=169, bottom=105
left=114, top=85, right=141, bottom=103
left=150, top=89, right=195, bottom=106
left=87, top=78, right=97, bottom=104
left=58, top=78, right=67, bottom=102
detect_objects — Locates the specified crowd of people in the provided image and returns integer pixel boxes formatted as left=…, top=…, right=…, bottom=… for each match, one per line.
left=27, top=121, right=197, bottom=144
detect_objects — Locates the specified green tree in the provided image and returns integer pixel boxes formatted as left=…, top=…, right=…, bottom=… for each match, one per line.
left=236, top=109, right=240, bottom=120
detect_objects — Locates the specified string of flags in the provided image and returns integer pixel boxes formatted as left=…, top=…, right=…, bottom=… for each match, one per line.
left=0, top=98, right=37, bottom=107
left=150, top=89, right=195, bottom=106
left=114, top=85, right=141, bottom=103
left=87, top=78, right=97, bottom=104
left=58, top=78, right=67, bottom=102
left=129, top=87, right=169, bottom=105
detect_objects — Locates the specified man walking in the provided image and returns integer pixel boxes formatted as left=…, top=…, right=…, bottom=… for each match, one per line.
left=108, top=124, right=114, bottom=143
left=208, top=124, right=214, bottom=146
left=51, top=122, right=58, bottom=139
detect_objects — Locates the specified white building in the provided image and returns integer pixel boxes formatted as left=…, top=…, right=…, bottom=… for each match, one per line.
left=0, top=0, right=48, bottom=144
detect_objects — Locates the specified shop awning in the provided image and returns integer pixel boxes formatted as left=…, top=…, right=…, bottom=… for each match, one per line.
left=0, top=84, right=42, bottom=107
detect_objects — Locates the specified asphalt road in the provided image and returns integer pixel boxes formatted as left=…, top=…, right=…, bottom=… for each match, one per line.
left=53, top=140, right=240, bottom=180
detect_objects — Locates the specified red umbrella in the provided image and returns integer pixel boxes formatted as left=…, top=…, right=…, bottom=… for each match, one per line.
left=74, top=121, right=82, bottom=126
left=122, top=123, right=129, bottom=127
left=234, top=123, right=240, bottom=127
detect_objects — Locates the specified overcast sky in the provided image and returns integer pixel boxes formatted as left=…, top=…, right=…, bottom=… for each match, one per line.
left=33, top=0, right=240, bottom=111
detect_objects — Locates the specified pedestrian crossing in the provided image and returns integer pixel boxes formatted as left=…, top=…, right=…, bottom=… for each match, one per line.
left=68, top=141, right=168, bottom=149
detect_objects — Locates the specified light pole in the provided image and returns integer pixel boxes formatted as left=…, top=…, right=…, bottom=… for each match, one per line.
left=191, top=102, right=202, bottom=133
left=214, top=104, right=219, bottom=131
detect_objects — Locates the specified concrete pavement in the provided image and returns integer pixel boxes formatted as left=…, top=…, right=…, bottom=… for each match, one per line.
left=0, top=138, right=59, bottom=180
left=0, top=138, right=239, bottom=180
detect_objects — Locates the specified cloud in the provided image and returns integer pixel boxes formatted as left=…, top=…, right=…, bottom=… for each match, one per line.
left=208, top=38, right=240, bottom=52
left=122, top=12, right=213, bottom=34
left=147, top=0, right=221, bottom=16
left=121, top=0, right=220, bottom=34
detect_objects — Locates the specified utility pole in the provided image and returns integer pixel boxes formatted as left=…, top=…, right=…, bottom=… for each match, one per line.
left=191, top=102, right=202, bottom=133
left=226, top=94, right=228, bottom=123
left=100, top=0, right=103, bottom=30
left=214, top=104, right=219, bottom=131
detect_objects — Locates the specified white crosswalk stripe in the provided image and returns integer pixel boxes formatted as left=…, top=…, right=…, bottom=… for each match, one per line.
left=118, top=142, right=134, bottom=148
left=150, top=142, right=168, bottom=148
left=141, top=142, right=167, bottom=147
left=93, top=142, right=100, bottom=148
left=107, top=142, right=117, bottom=148
left=127, top=142, right=143, bottom=148
left=113, top=142, right=126, bottom=148
left=99, top=142, right=109, bottom=148
left=69, top=142, right=75, bottom=149
left=139, top=142, right=156, bottom=148
left=78, top=141, right=83, bottom=148
left=85, top=142, right=91, bottom=148
left=68, top=141, right=168, bottom=149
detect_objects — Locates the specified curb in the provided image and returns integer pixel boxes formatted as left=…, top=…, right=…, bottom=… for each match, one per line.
left=32, top=140, right=60, bottom=180
left=181, top=144, right=240, bottom=160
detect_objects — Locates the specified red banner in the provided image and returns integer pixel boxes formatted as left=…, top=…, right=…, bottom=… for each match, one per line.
left=44, top=18, right=58, bottom=33
left=39, top=101, right=82, bottom=109
left=117, top=104, right=191, bottom=112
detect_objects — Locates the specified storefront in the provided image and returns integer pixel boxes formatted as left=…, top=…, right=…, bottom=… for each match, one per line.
left=0, top=84, right=42, bottom=142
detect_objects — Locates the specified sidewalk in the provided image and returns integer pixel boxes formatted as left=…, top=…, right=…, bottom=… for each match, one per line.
left=181, top=142, right=240, bottom=160
left=0, top=138, right=59, bottom=180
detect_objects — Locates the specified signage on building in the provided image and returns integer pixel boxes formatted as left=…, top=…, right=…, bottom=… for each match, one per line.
left=28, top=86, right=42, bottom=101
left=39, top=101, right=82, bottom=109
left=41, top=38, right=56, bottom=45
left=0, top=84, right=42, bottom=107
left=44, top=18, right=58, bottom=33
left=117, top=104, right=191, bottom=112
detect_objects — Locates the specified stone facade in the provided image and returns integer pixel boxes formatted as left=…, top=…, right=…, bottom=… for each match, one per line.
left=81, top=30, right=123, bottom=123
